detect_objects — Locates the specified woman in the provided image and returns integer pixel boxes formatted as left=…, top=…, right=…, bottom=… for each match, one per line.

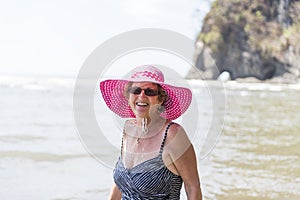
left=100, top=65, right=202, bottom=199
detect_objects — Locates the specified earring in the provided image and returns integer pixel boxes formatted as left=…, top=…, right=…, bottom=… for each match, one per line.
left=158, top=105, right=164, bottom=113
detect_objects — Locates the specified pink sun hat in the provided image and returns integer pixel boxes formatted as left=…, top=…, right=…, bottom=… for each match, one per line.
left=99, top=65, right=192, bottom=120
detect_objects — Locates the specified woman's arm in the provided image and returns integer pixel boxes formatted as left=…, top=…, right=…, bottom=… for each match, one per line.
left=109, top=184, right=122, bottom=200
left=177, top=145, right=202, bottom=199
left=166, top=124, right=202, bottom=200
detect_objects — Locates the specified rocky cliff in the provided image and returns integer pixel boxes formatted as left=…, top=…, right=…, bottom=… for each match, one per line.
left=191, top=0, right=300, bottom=82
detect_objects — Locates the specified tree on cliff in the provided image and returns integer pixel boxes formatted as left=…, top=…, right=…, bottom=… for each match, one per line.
left=193, top=0, right=300, bottom=82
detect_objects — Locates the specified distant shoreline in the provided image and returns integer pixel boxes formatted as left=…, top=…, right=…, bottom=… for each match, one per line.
left=187, top=79, right=300, bottom=91
left=1, top=74, right=300, bottom=91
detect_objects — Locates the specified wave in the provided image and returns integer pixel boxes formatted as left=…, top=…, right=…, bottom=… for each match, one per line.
left=187, top=79, right=300, bottom=91
left=0, top=74, right=75, bottom=91
left=2, top=74, right=299, bottom=92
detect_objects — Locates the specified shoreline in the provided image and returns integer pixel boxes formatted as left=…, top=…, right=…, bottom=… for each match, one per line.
left=187, top=79, right=300, bottom=91
left=1, top=74, right=300, bottom=91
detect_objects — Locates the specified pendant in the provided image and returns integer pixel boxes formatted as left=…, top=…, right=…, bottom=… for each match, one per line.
left=136, top=137, right=140, bottom=144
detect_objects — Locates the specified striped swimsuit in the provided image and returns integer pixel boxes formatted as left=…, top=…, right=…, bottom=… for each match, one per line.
left=113, top=122, right=183, bottom=199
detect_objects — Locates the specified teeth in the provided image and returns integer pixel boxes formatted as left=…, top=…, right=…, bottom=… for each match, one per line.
left=136, top=102, right=148, bottom=106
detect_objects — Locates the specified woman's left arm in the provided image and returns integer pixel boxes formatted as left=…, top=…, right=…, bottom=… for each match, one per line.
left=167, top=125, right=202, bottom=200
left=177, top=145, right=202, bottom=200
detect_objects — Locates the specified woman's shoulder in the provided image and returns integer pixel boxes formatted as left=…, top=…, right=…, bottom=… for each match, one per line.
left=164, top=122, right=191, bottom=160
left=166, top=122, right=188, bottom=141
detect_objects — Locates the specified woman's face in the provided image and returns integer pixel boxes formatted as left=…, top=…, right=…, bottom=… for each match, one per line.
left=128, top=82, right=162, bottom=119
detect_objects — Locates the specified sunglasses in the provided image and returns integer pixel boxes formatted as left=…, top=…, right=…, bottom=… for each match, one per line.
left=128, top=87, right=159, bottom=96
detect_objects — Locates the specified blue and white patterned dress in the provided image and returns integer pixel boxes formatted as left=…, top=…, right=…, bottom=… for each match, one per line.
left=113, top=123, right=183, bottom=199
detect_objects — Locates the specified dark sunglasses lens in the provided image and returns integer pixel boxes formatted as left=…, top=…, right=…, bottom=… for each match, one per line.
left=129, top=87, right=142, bottom=94
left=144, top=88, right=158, bottom=96
left=129, top=87, right=159, bottom=96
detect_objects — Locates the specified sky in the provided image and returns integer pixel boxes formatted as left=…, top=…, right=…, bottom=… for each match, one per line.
left=0, top=0, right=212, bottom=77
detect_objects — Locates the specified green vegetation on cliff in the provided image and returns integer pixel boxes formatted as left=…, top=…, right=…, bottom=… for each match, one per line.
left=195, top=0, right=300, bottom=81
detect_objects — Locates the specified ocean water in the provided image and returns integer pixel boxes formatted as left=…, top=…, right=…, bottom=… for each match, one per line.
left=0, top=75, right=299, bottom=199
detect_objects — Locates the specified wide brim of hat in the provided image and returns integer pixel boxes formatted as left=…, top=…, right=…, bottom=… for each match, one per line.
left=100, top=79, right=192, bottom=120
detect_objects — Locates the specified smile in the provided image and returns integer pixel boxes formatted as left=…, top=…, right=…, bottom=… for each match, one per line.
left=136, top=102, right=149, bottom=107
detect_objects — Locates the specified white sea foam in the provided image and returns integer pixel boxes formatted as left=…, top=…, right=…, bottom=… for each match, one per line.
left=224, top=80, right=300, bottom=91
left=0, top=75, right=75, bottom=90
left=187, top=79, right=300, bottom=91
